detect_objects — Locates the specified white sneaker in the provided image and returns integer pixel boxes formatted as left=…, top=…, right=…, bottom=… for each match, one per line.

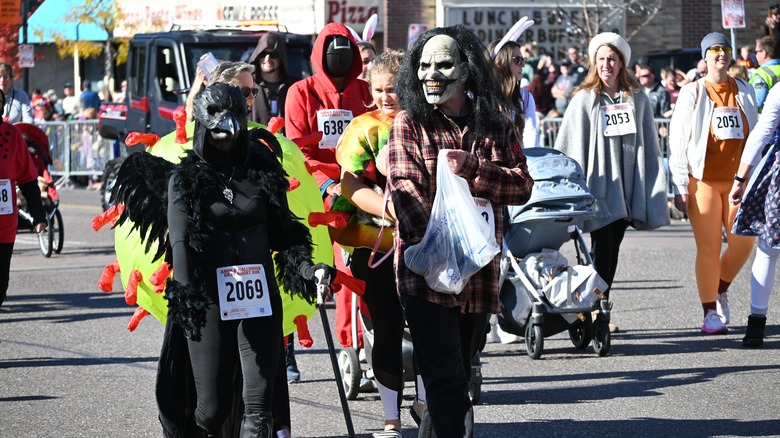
left=716, top=292, right=730, bottom=325
left=701, top=309, right=728, bottom=334
left=486, top=315, right=501, bottom=343
left=496, top=325, right=521, bottom=344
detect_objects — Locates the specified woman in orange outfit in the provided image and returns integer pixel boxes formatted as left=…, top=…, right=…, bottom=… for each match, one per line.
left=669, top=32, right=758, bottom=334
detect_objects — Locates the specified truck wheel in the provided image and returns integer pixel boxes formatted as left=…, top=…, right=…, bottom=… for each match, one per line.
left=101, top=157, right=125, bottom=211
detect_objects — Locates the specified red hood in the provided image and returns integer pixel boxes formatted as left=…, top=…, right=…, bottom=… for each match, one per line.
left=311, top=23, right=364, bottom=93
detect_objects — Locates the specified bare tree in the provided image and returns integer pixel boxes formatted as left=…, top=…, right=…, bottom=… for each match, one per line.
left=554, top=0, right=663, bottom=42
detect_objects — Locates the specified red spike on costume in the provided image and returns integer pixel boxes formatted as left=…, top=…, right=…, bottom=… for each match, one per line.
left=267, top=116, right=284, bottom=134
left=287, top=178, right=300, bottom=191
left=98, top=259, right=121, bottom=292
left=294, top=315, right=313, bottom=347
left=127, top=307, right=149, bottom=332
left=173, top=106, right=188, bottom=144
left=308, top=211, right=349, bottom=228
left=125, top=270, right=143, bottom=306
left=290, top=131, right=323, bottom=152
left=335, top=270, right=366, bottom=296
left=303, top=160, right=341, bottom=180
left=92, top=204, right=122, bottom=231
left=125, top=132, right=162, bottom=148
left=150, top=262, right=172, bottom=294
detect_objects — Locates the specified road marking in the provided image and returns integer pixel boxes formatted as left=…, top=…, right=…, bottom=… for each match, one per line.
left=59, top=203, right=103, bottom=211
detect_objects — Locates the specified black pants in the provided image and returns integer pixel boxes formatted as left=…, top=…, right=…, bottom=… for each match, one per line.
left=590, top=219, right=629, bottom=299
left=0, top=242, right=13, bottom=306
left=187, top=293, right=282, bottom=433
left=350, top=248, right=405, bottom=406
left=403, top=294, right=487, bottom=438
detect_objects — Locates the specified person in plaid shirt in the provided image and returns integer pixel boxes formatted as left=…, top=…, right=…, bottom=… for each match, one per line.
left=387, top=26, right=533, bottom=437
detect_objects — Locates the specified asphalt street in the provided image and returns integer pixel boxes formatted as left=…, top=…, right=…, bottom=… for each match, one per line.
left=1, top=188, right=779, bottom=438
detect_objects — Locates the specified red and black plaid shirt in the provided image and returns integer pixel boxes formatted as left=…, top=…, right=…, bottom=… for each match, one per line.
left=387, top=109, right=533, bottom=314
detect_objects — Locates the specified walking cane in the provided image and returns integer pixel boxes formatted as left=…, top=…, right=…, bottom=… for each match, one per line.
left=315, top=269, right=356, bottom=438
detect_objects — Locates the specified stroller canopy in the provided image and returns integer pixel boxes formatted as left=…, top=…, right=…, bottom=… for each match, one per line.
left=503, top=148, right=594, bottom=256
left=15, top=122, right=52, bottom=166
left=506, top=148, right=593, bottom=226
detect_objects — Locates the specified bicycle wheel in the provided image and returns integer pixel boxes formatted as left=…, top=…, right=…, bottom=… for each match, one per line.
left=37, top=216, right=53, bottom=257
left=52, top=208, right=64, bottom=254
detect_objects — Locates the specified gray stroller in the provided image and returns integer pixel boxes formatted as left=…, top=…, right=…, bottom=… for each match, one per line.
left=497, top=147, right=612, bottom=359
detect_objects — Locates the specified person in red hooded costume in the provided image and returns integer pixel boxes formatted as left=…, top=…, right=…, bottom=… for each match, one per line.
left=285, top=22, right=373, bottom=197
left=284, top=22, right=373, bottom=386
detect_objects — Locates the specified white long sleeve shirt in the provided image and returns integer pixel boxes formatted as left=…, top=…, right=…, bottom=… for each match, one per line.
left=668, top=78, right=758, bottom=195
left=742, top=83, right=780, bottom=167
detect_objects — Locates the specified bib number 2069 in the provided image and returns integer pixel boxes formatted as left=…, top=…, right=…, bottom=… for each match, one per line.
left=216, top=264, right=272, bottom=320
left=224, top=279, right=264, bottom=302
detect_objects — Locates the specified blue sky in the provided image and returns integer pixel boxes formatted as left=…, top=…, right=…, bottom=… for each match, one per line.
left=23, top=0, right=108, bottom=43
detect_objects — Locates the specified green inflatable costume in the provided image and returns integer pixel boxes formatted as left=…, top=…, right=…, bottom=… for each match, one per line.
left=110, top=121, right=330, bottom=339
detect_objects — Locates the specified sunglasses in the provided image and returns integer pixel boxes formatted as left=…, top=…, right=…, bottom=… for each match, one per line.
left=241, top=86, right=260, bottom=99
left=260, top=51, right=280, bottom=59
left=511, top=55, right=525, bottom=66
left=707, top=46, right=733, bottom=55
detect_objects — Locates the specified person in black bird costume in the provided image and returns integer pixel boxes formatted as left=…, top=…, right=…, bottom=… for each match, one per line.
left=111, top=82, right=335, bottom=438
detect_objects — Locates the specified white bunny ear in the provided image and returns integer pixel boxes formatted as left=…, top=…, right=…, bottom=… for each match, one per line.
left=346, top=25, right=361, bottom=43
left=511, top=20, right=534, bottom=43
left=492, top=17, right=534, bottom=58
left=362, top=14, right=378, bottom=43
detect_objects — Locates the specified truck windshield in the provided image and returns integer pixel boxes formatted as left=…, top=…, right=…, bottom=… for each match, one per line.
left=183, top=44, right=312, bottom=82
left=184, top=45, right=255, bottom=79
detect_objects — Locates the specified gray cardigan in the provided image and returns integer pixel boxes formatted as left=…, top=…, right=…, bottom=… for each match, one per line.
left=554, top=88, right=670, bottom=232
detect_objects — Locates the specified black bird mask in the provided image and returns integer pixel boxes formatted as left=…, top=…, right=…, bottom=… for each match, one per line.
left=192, top=83, right=249, bottom=156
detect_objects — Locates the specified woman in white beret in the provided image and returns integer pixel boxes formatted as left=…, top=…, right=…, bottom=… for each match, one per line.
left=554, top=32, right=669, bottom=333
left=669, top=32, right=757, bottom=335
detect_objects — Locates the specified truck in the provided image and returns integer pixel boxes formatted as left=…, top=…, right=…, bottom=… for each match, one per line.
left=97, top=22, right=313, bottom=209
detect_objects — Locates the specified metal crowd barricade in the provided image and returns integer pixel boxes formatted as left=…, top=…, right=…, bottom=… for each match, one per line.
left=35, top=120, right=119, bottom=186
left=537, top=116, right=674, bottom=198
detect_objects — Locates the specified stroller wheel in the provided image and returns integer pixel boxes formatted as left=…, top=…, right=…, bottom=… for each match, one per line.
left=568, top=314, right=593, bottom=349
left=592, top=321, right=612, bottom=356
left=337, top=348, right=362, bottom=400
left=51, top=208, right=64, bottom=254
left=524, top=324, right=544, bottom=360
left=37, top=214, right=54, bottom=258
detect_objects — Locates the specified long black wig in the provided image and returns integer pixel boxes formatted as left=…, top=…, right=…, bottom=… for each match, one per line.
left=396, top=25, right=511, bottom=139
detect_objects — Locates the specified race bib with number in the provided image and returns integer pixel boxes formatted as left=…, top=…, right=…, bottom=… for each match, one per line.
left=216, top=264, right=272, bottom=321
left=601, top=103, right=637, bottom=137
left=473, top=197, right=495, bottom=230
left=0, top=179, right=13, bottom=216
left=317, top=109, right=353, bottom=149
left=711, top=106, right=744, bottom=140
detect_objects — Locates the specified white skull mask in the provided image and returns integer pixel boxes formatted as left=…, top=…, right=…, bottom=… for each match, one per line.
left=417, top=34, right=468, bottom=105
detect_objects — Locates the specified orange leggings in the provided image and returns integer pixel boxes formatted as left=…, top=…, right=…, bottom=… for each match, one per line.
left=687, top=178, right=756, bottom=304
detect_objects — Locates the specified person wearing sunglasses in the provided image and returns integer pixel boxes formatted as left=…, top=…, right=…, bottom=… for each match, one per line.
left=749, top=36, right=780, bottom=112
left=487, top=38, right=539, bottom=148
left=669, top=32, right=758, bottom=335
left=247, top=32, right=301, bottom=129
left=554, top=32, right=669, bottom=334
left=637, top=65, right=672, bottom=118
left=185, top=61, right=258, bottom=122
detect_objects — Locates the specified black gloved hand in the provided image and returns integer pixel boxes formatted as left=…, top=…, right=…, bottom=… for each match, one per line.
left=300, top=262, right=337, bottom=285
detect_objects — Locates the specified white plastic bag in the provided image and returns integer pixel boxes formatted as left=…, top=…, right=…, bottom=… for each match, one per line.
left=404, top=150, right=501, bottom=294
